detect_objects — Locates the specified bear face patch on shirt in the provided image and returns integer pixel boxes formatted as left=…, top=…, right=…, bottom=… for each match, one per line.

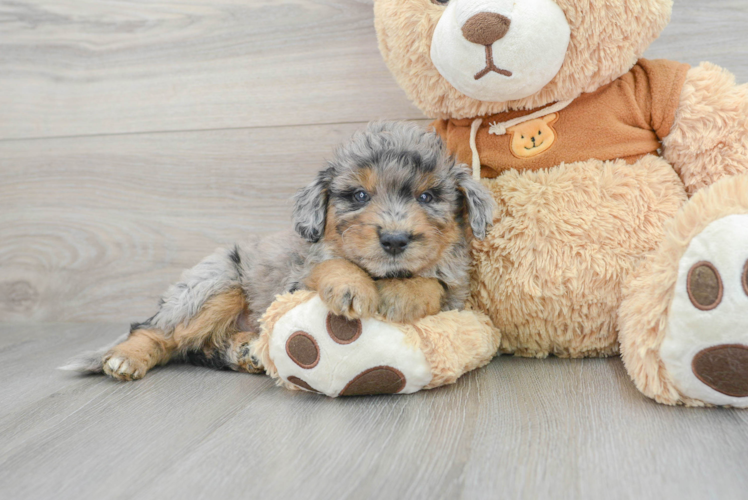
left=506, top=113, right=559, bottom=159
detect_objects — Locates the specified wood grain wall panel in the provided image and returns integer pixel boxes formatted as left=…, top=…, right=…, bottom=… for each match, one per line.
left=2, top=1, right=745, bottom=141
left=0, top=0, right=423, bottom=140
left=0, top=122, right=430, bottom=322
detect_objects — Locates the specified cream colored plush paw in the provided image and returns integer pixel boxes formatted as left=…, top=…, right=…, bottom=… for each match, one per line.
left=660, top=214, right=748, bottom=407
left=619, top=175, right=748, bottom=407
left=264, top=296, right=433, bottom=397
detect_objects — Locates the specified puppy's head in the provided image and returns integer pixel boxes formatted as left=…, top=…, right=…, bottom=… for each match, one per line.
left=293, top=121, right=494, bottom=278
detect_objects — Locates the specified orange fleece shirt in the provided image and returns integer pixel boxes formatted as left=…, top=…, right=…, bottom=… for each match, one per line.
left=433, top=59, right=690, bottom=178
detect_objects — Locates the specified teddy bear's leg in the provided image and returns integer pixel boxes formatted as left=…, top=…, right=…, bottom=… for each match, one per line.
left=250, top=291, right=500, bottom=397
left=619, top=174, right=748, bottom=407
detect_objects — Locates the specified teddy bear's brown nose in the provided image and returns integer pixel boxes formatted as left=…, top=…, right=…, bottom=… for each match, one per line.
left=462, top=12, right=511, bottom=46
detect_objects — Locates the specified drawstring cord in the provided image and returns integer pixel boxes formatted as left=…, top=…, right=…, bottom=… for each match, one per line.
left=469, top=118, right=483, bottom=180
left=488, top=99, right=573, bottom=136
left=467, top=100, right=574, bottom=180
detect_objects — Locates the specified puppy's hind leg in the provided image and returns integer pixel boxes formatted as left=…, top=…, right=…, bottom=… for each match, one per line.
left=103, top=328, right=176, bottom=381
left=100, top=246, right=248, bottom=380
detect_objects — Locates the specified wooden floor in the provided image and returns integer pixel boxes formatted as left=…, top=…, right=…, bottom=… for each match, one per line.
left=2, top=1, right=748, bottom=499
left=1, top=323, right=747, bottom=500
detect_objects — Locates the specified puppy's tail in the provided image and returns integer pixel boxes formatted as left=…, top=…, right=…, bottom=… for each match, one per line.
left=58, top=332, right=129, bottom=374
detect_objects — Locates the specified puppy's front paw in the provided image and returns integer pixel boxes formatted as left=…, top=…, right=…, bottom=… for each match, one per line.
left=320, top=279, right=379, bottom=320
left=102, top=352, right=148, bottom=381
left=377, top=278, right=443, bottom=324
left=307, top=259, right=379, bottom=319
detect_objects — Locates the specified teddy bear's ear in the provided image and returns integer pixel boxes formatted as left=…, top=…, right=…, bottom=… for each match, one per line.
left=292, top=167, right=334, bottom=243
left=454, top=166, right=496, bottom=240
left=542, top=113, right=559, bottom=124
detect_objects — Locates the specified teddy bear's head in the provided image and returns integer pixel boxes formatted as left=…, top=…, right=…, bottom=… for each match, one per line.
left=374, top=0, right=672, bottom=119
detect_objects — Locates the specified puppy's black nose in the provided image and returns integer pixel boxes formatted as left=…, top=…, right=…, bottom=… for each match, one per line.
left=380, top=232, right=411, bottom=256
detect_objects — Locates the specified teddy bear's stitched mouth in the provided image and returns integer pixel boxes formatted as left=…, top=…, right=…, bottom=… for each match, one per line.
left=474, top=45, right=512, bottom=80
left=524, top=141, right=545, bottom=150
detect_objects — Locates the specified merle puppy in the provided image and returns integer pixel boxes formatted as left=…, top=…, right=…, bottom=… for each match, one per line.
left=64, top=121, right=495, bottom=381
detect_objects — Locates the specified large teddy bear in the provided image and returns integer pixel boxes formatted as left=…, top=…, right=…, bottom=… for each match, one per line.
left=254, top=0, right=748, bottom=407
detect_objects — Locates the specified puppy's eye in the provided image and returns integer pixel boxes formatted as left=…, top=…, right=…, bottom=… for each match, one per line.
left=417, top=192, right=434, bottom=204
left=353, top=190, right=370, bottom=203
left=431, top=0, right=449, bottom=5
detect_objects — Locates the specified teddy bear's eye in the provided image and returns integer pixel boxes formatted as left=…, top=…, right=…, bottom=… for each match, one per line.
left=538, top=130, right=542, bottom=135
left=521, top=135, right=525, bottom=139
left=431, top=0, right=450, bottom=5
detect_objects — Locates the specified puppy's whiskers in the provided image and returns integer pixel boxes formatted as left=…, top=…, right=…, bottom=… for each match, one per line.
left=340, top=223, right=366, bottom=239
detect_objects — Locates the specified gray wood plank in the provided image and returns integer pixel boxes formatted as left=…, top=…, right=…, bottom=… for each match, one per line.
left=0, top=0, right=422, bottom=141
left=0, top=323, right=120, bottom=419
left=0, top=323, right=746, bottom=500
left=645, top=0, right=748, bottom=76
left=0, top=121, right=423, bottom=323
left=1, top=0, right=746, bottom=141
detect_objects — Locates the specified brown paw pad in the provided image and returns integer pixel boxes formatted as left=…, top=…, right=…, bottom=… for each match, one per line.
left=340, top=366, right=406, bottom=396
left=326, top=313, right=362, bottom=344
left=692, top=344, right=748, bottom=397
left=687, top=261, right=723, bottom=311
left=285, top=331, right=319, bottom=369
left=287, top=376, right=320, bottom=393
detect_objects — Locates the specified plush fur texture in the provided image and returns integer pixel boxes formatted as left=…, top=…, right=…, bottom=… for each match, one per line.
left=375, top=0, right=672, bottom=119
left=619, top=174, right=748, bottom=406
left=374, top=0, right=748, bottom=406
left=255, top=290, right=502, bottom=392
left=402, top=309, right=500, bottom=389
left=663, top=63, right=748, bottom=195
left=469, top=154, right=686, bottom=357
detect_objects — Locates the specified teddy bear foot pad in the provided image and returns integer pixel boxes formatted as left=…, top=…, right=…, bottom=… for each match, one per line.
left=660, top=214, right=748, bottom=407
left=267, top=296, right=433, bottom=397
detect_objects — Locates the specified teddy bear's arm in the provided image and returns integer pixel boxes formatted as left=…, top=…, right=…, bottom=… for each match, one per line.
left=661, top=62, right=748, bottom=195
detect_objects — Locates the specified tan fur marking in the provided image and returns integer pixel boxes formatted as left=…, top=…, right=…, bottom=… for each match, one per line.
left=377, top=277, right=444, bottom=323
left=306, top=259, right=379, bottom=319
left=104, top=289, right=249, bottom=380
left=413, top=172, right=438, bottom=193
left=103, top=328, right=176, bottom=381
left=172, top=288, right=247, bottom=354
left=356, top=168, right=378, bottom=194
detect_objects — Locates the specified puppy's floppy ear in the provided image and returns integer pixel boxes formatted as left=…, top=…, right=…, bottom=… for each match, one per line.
left=454, top=166, right=496, bottom=240
left=293, top=167, right=334, bottom=243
